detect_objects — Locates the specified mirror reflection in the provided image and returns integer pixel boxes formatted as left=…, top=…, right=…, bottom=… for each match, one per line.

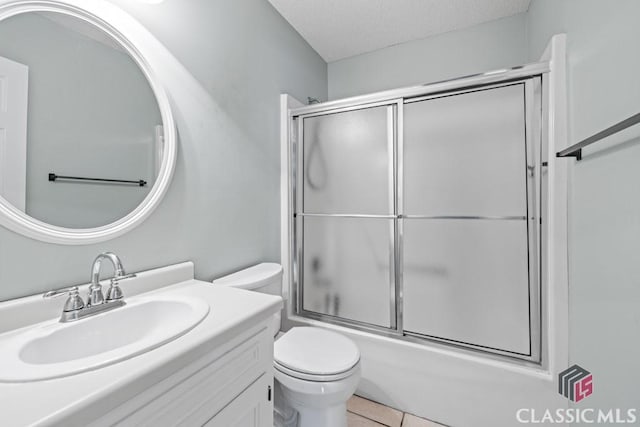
left=0, top=11, right=162, bottom=229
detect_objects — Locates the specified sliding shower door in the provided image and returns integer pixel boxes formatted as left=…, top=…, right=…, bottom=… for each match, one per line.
left=401, top=83, right=538, bottom=357
left=292, top=79, right=542, bottom=360
left=296, top=104, right=397, bottom=328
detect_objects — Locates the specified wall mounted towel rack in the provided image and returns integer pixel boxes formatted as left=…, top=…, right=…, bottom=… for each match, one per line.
left=557, top=112, right=640, bottom=161
left=48, top=173, right=147, bottom=187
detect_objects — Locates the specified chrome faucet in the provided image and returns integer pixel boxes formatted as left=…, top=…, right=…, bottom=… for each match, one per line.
left=44, top=252, right=136, bottom=322
left=89, top=252, right=135, bottom=306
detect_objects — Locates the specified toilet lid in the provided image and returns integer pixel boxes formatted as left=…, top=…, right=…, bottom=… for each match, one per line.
left=274, top=327, right=360, bottom=376
left=212, top=263, right=282, bottom=290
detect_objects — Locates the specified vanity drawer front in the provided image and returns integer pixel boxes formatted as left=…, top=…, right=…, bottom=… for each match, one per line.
left=106, top=328, right=273, bottom=426
left=203, top=374, right=272, bottom=427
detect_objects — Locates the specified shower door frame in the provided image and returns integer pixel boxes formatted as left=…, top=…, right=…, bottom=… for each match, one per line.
left=294, top=99, right=402, bottom=333
left=288, top=61, right=550, bottom=364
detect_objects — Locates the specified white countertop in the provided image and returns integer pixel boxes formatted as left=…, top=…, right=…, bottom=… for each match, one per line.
left=0, top=263, right=282, bottom=427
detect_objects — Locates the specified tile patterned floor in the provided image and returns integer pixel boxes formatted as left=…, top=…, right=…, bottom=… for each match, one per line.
left=347, top=395, right=447, bottom=427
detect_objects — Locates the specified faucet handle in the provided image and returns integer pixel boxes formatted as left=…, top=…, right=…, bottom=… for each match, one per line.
left=106, top=273, right=136, bottom=302
left=43, top=286, right=85, bottom=312
left=43, top=287, right=74, bottom=298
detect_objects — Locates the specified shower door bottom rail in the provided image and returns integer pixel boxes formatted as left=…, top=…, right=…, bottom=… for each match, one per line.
left=296, top=308, right=540, bottom=363
left=296, top=213, right=527, bottom=220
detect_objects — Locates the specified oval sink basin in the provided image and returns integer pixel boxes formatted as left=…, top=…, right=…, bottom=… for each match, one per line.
left=0, top=296, right=209, bottom=382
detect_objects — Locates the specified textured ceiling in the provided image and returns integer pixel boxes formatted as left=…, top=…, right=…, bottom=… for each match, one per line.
left=268, top=0, right=531, bottom=62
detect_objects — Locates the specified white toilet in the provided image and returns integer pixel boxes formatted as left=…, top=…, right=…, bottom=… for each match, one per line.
left=213, top=263, right=361, bottom=427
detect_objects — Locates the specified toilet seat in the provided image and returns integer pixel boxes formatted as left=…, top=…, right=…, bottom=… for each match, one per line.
left=274, top=359, right=359, bottom=382
left=274, top=327, right=360, bottom=382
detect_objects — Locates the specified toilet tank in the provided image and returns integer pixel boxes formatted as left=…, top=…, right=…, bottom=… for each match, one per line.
left=212, top=263, right=283, bottom=336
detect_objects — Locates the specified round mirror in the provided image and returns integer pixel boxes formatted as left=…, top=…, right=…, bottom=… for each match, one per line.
left=0, top=2, right=176, bottom=244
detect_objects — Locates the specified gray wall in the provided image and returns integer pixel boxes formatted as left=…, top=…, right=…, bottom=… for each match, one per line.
left=328, top=13, right=527, bottom=100
left=0, top=0, right=327, bottom=301
left=528, top=0, right=640, bottom=412
left=0, top=13, right=161, bottom=228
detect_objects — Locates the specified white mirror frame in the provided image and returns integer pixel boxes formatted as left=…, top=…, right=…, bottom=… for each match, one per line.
left=0, top=0, right=177, bottom=245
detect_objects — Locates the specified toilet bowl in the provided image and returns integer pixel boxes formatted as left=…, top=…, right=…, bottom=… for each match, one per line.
left=213, top=264, right=361, bottom=427
left=274, top=326, right=360, bottom=427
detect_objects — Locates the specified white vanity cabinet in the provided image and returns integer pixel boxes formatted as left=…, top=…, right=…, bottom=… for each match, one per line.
left=0, top=264, right=282, bottom=427
left=91, top=325, right=274, bottom=427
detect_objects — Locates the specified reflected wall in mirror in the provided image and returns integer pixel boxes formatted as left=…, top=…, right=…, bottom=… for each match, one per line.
left=0, top=11, right=162, bottom=229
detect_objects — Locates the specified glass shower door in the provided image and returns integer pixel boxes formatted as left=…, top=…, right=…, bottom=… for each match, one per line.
left=297, top=104, right=396, bottom=328
left=401, top=83, right=536, bottom=356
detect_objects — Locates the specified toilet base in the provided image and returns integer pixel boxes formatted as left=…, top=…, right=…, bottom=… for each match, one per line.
left=293, top=403, right=348, bottom=427
left=274, top=364, right=360, bottom=427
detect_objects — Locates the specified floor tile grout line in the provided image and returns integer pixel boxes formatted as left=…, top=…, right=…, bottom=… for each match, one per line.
left=353, top=394, right=406, bottom=422
left=350, top=395, right=405, bottom=426
left=347, top=409, right=392, bottom=426
left=349, top=395, right=443, bottom=427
